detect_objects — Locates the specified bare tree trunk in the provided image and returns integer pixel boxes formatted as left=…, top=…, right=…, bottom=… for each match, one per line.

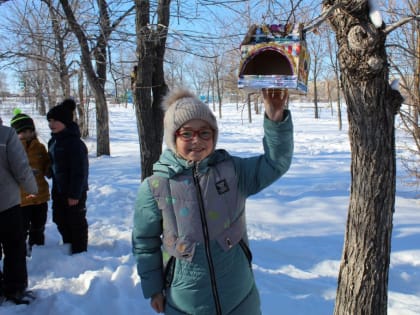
left=60, top=0, right=111, bottom=156
left=415, top=6, right=420, bottom=132
left=134, top=0, right=170, bottom=180
left=216, top=79, right=222, bottom=119
left=254, top=94, right=260, bottom=115
left=324, top=1, right=404, bottom=314
left=206, top=83, right=211, bottom=106
left=326, top=26, right=343, bottom=130
left=35, top=75, right=47, bottom=115
left=44, top=77, right=55, bottom=110
left=211, top=57, right=223, bottom=119
left=212, top=80, right=216, bottom=112
left=38, top=91, right=46, bottom=115
left=314, top=77, right=320, bottom=119
left=45, top=0, right=71, bottom=97
left=336, top=73, right=342, bottom=131
left=309, top=34, right=325, bottom=119
left=327, top=81, right=333, bottom=116
left=247, top=93, right=252, bottom=123
left=77, top=68, right=88, bottom=138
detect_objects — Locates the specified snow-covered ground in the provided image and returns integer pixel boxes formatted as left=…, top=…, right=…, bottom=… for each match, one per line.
left=0, top=99, right=418, bottom=315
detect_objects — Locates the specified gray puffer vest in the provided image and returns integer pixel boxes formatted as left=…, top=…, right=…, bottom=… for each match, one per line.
left=148, top=159, right=247, bottom=263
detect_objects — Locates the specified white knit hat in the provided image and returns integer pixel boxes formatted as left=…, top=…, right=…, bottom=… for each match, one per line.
left=162, top=88, right=218, bottom=152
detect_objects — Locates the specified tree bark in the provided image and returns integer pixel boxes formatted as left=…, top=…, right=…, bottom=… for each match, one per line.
left=313, top=54, right=320, bottom=119
left=77, top=68, right=88, bottom=138
left=60, top=0, right=111, bottom=156
left=134, top=0, right=170, bottom=180
left=247, top=93, right=252, bottom=123
left=323, top=0, right=404, bottom=314
left=45, top=0, right=71, bottom=98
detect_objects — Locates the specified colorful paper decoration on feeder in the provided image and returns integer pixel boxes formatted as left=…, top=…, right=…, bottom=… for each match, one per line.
left=238, top=23, right=310, bottom=94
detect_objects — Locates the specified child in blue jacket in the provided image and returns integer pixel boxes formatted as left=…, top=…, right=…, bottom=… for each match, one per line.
left=132, top=88, right=293, bottom=314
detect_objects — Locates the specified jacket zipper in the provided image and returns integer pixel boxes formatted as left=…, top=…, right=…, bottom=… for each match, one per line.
left=192, top=163, right=222, bottom=315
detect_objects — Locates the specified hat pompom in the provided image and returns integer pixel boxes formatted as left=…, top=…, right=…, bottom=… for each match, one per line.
left=13, top=108, right=22, bottom=116
left=10, top=110, right=35, bottom=133
left=61, top=98, right=76, bottom=112
left=46, top=98, right=76, bottom=126
left=162, top=88, right=196, bottom=111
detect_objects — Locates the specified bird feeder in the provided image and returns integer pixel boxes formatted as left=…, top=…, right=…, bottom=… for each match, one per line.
left=238, top=23, right=310, bottom=94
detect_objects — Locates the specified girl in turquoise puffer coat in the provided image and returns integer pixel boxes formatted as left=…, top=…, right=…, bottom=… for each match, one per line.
left=132, top=88, right=293, bottom=315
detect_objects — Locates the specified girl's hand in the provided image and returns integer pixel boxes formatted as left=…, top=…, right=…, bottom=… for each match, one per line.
left=151, top=292, right=165, bottom=313
left=262, top=88, right=289, bottom=122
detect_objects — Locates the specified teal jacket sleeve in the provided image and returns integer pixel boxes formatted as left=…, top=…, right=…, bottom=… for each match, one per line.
left=234, top=109, right=293, bottom=196
left=132, top=179, right=164, bottom=298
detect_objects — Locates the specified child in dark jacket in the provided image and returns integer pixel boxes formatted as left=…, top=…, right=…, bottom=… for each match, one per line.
left=47, top=99, right=89, bottom=255
left=132, top=88, right=293, bottom=315
left=11, top=109, right=51, bottom=255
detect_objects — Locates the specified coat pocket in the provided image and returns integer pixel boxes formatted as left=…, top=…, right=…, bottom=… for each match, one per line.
left=164, top=256, right=176, bottom=289
left=239, top=239, right=253, bottom=267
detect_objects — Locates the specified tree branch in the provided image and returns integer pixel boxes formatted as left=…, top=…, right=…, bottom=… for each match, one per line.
left=384, top=15, right=420, bottom=35
left=303, top=3, right=342, bottom=34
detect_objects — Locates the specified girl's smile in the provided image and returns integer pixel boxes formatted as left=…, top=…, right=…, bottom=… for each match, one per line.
left=175, top=119, right=214, bottom=162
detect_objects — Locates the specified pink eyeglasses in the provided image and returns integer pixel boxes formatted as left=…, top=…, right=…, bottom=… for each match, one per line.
left=175, top=128, right=214, bottom=141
